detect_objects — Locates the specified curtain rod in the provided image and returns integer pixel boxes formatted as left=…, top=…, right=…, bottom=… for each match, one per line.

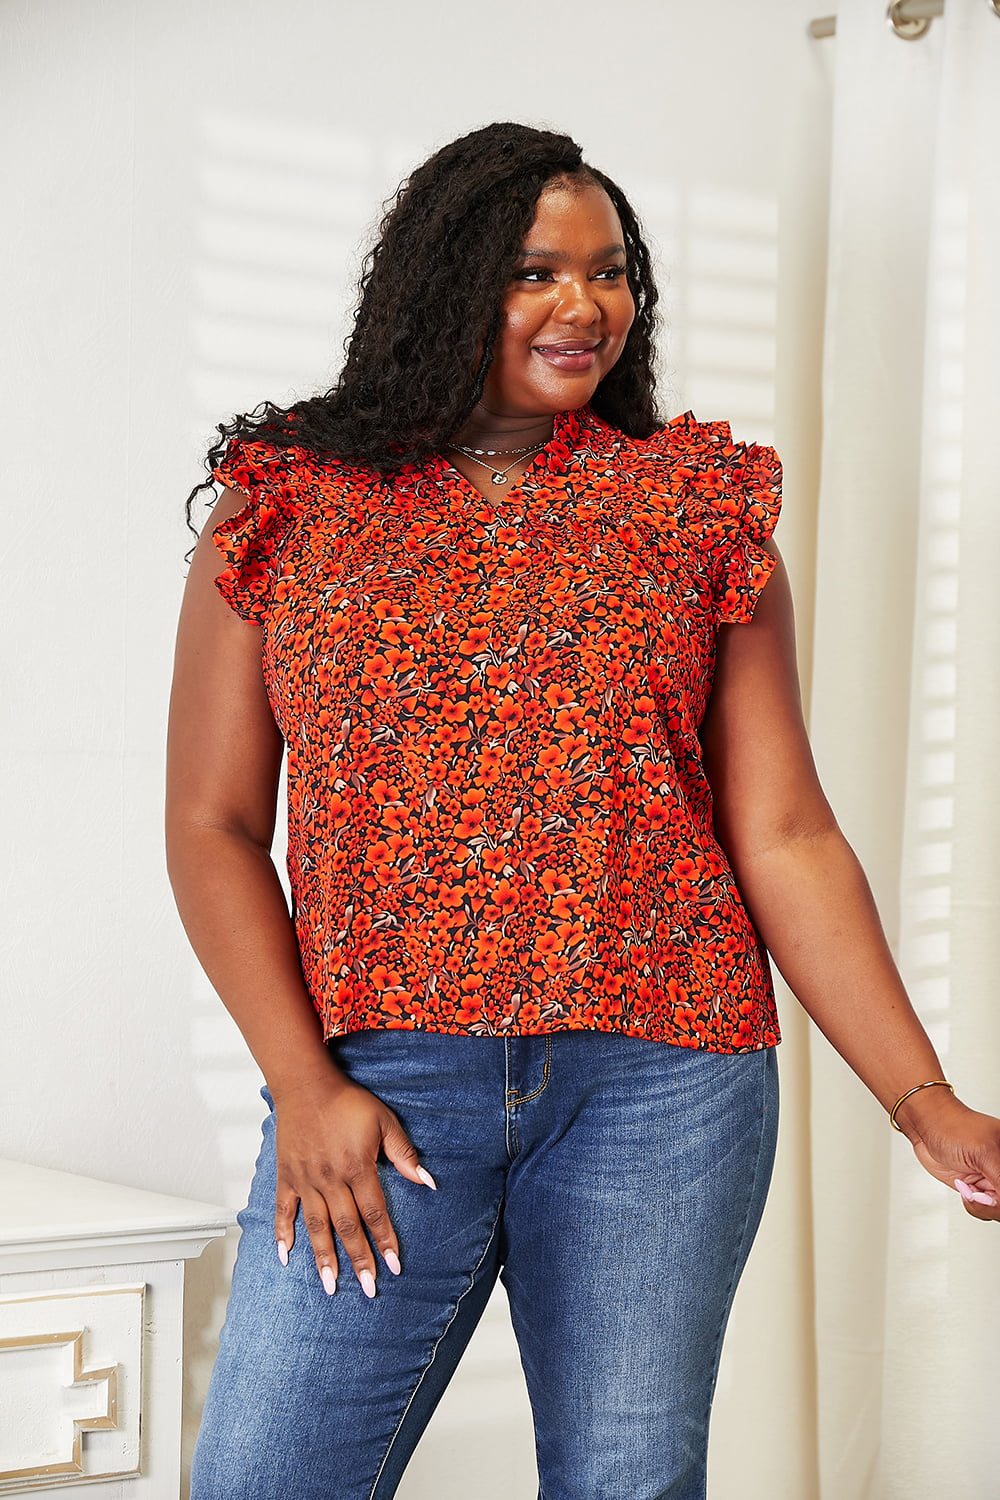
left=809, top=0, right=944, bottom=39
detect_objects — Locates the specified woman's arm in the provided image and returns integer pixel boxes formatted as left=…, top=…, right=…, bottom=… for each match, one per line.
left=166, top=485, right=430, bottom=1295
left=699, top=542, right=1000, bottom=1217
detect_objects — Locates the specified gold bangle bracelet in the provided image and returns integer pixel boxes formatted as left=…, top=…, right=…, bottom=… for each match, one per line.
left=889, top=1079, right=955, bottom=1132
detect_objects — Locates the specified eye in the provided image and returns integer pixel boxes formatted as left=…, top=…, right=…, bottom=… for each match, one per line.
left=511, top=263, right=628, bottom=284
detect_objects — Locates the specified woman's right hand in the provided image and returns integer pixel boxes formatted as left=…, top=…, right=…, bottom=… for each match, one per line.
left=270, top=1069, right=436, bottom=1297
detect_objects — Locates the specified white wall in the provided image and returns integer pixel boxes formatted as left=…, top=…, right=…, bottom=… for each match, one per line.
left=0, top=1, right=831, bottom=1494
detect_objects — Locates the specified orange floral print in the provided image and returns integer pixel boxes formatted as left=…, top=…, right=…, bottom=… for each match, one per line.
left=213, top=404, right=782, bottom=1051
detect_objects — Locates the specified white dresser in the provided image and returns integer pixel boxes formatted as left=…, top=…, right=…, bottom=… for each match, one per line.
left=0, top=1160, right=233, bottom=1496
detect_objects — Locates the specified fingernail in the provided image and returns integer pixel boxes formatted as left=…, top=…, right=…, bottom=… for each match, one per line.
left=384, top=1249, right=402, bottom=1276
left=954, top=1180, right=997, bottom=1207
left=277, top=1240, right=289, bottom=1267
left=416, top=1166, right=437, bottom=1190
left=360, top=1269, right=377, bottom=1299
left=320, top=1266, right=337, bottom=1295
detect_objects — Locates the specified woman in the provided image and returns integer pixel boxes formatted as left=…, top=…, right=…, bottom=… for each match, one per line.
left=167, top=122, right=1000, bottom=1500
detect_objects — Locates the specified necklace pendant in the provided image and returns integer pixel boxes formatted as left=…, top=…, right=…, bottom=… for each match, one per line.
left=491, top=471, right=506, bottom=485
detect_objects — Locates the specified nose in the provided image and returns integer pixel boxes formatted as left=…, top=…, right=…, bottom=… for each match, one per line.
left=553, top=276, right=601, bottom=326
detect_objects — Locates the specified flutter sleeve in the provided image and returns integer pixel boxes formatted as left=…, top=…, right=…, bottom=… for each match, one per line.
left=211, top=437, right=305, bottom=624
left=658, top=416, right=783, bottom=625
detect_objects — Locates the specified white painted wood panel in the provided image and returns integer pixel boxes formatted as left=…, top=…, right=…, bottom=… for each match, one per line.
left=0, top=1162, right=233, bottom=1498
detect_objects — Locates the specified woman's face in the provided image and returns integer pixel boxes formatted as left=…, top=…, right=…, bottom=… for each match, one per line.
left=480, top=180, right=636, bottom=419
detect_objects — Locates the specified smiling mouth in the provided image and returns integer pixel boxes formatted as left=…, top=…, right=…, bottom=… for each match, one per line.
left=533, top=340, right=602, bottom=370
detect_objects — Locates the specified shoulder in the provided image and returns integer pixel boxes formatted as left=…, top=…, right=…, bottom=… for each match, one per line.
left=618, top=411, right=778, bottom=483
left=213, top=433, right=368, bottom=503
left=628, top=413, right=781, bottom=531
left=578, top=407, right=781, bottom=531
left=578, top=405, right=775, bottom=475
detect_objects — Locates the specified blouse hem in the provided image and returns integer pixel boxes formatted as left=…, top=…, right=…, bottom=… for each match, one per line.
left=321, top=1014, right=781, bottom=1054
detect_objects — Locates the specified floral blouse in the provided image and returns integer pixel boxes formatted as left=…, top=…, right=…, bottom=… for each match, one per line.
left=213, top=403, right=782, bottom=1051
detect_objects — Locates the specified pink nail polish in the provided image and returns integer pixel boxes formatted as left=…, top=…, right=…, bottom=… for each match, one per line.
left=384, top=1249, right=402, bottom=1276
left=416, top=1166, right=438, bottom=1191
left=320, top=1266, right=337, bottom=1295
left=955, top=1178, right=975, bottom=1200
left=971, top=1192, right=998, bottom=1207
left=360, top=1269, right=377, bottom=1299
left=277, top=1240, right=289, bottom=1267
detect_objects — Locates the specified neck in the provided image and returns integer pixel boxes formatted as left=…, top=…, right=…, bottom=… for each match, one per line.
left=451, top=404, right=555, bottom=452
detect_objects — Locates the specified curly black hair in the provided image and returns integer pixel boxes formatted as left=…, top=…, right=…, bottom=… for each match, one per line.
left=187, top=121, right=661, bottom=529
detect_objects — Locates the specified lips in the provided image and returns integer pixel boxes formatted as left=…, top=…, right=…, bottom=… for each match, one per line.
left=533, top=339, right=602, bottom=372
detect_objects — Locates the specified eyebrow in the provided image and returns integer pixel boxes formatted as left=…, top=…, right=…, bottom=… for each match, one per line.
left=517, top=243, right=626, bottom=261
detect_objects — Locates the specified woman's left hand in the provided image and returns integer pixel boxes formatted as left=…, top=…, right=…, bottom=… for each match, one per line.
left=900, top=1093, right=1000, bottom=1221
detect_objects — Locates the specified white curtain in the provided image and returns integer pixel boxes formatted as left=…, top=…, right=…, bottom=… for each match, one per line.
left=806, top=1, right=1000, bottom=1496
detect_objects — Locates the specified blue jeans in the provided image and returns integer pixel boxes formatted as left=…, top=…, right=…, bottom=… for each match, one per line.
left=191, top=1031, right=778, bottom=1500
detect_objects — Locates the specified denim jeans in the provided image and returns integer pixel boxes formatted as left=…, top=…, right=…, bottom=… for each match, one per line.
left=191, top=1030, right=778, bottom=1500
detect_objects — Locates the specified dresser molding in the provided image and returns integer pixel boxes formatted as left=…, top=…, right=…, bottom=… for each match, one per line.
left=0, top=1160, right=234, bottom=1497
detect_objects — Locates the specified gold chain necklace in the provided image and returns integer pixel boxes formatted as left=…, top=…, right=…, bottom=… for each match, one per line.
left=455, top=441, right=540, bottom=456
left=449, top=442, right=546, bottom=486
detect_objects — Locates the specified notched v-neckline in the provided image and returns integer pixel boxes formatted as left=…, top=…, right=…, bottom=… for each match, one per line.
left=433, top=406, right=583, bottom=507
left=437, top=453, right=539, bottom=507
